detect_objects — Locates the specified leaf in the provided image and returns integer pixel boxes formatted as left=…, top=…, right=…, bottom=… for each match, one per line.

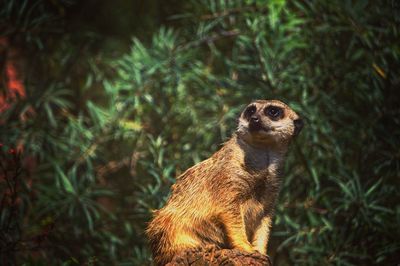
left=56, top=166, right=75, bottom=194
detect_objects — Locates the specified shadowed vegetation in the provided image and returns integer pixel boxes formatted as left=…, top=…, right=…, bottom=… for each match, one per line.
left=0, top=0, right=399, bottom=265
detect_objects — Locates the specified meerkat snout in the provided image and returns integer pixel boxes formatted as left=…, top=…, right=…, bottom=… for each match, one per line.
left=249, top=113, right=263, bottom=131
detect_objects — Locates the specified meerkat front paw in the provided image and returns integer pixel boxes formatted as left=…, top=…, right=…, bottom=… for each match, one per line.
left=234, top=242, right=256, bottom=253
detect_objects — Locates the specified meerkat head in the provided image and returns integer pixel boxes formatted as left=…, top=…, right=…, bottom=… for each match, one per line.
left=236, top=100, right=303, bottom=148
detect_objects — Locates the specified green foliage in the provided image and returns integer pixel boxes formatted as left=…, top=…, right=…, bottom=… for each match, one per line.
left=1, top=0, right=399, bottom=265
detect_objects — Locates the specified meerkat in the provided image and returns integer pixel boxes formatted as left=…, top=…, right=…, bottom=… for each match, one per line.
left=146, top=99, right=303, bottom=265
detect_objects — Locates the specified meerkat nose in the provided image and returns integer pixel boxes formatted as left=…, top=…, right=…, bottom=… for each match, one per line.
left=250, top=115, right=260, bottom=123
left=249, top=115, right=263, bottom=131
left=293, top=119, right=304, bottom=136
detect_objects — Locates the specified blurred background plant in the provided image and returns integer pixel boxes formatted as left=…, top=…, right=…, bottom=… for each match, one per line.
left=0, top=0, right=399, bottom=265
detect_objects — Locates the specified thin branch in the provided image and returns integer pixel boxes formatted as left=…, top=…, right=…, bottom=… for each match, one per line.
left=200, top=6, right=265, bottom=20
left=179, top=29, right=241, bottom=51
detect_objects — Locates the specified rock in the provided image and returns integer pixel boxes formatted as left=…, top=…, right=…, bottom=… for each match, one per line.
left=166, top=246, right=272, bottom=266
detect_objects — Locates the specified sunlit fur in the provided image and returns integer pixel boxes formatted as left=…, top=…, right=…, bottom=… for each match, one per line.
left=146, top=100, right=302, bottom=265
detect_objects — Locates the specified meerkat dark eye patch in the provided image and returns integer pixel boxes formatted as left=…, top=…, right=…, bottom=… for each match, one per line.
left=264, top=106, right=283, bottom=120
left=244, top=105, right=256, bottom=119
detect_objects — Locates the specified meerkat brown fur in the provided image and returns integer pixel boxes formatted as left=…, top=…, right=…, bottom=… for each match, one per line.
left=146, top=100, right=303, bottom=265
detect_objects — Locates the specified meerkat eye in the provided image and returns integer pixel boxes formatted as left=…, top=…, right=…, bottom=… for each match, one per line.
left=244, top=105, right=256, bottom=117
left=265, top=106, right=283, bottom=120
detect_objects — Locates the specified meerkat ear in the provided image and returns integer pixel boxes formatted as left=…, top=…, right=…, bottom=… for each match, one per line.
left=293, top=119, right=304, bottom=136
